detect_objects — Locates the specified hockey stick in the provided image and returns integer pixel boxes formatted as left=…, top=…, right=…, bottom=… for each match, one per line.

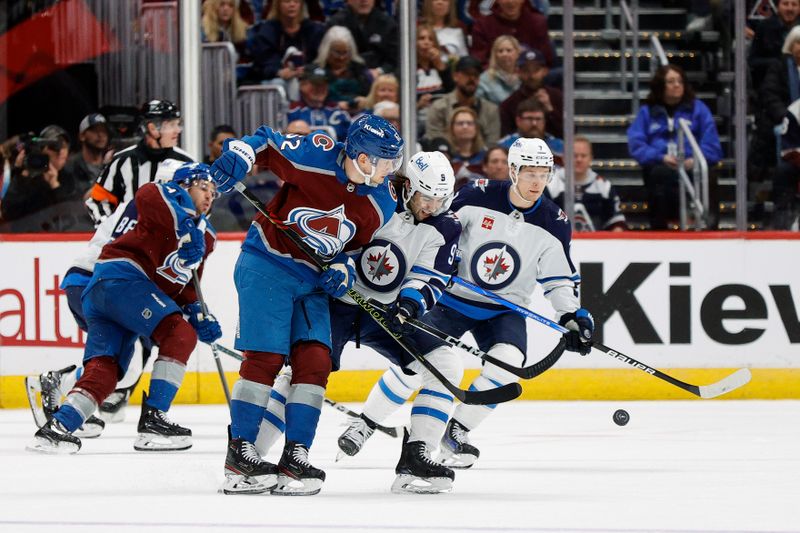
left=191, top=271, right=232, bottom=406
left=450, top=275, right=752, bottom=399
left=211, top=342, right=399, bottom=437
left=232, top=182, right=521, bottom=406
left=368, top=299, right=567, bottom=380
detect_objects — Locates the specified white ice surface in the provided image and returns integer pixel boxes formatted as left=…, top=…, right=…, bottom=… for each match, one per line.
left=1, top=401, right=798, bottom=533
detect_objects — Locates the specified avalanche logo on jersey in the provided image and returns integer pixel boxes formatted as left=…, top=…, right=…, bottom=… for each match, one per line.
left=469, top=241, right=521, bottom=290
left=356, top=239, right=407, bottom=293
left=285, top=204, right=356, bottom=259
left=156, top=250, right=193, bottom=286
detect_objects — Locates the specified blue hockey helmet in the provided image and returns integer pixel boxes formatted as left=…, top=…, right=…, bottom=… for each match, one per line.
left=171, top=162, right=219, bottom=198
left=344, top=113, right=404, bottom=186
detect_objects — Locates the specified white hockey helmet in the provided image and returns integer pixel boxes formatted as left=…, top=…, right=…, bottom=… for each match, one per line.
left=508, top=137, right=554, bottom=183
left=404, top=151, right=456, bottom=215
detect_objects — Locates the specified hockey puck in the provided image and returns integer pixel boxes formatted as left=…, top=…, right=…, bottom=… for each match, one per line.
left=613, top=409, right=630, bottom=426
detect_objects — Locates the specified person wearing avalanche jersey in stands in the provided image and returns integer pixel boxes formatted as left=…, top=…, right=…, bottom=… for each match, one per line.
left=209, top=113, right=403, bottom=496
left=26, top=163, right=222, bottom=455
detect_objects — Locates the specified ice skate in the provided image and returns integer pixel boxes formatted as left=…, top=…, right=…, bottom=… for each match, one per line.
left=26, top=418, right=82, bottom=455
left=25, top=365, right=76, bottom=428
left=74, top=415, right=106, bottom=438
left=391, top=429, right=454, bottom=494
left=439, top=419, right=480, bottom=469
left=98, top=388, right=130, bottom=423
left=336, top=414, right=376, bottom=461
left=222, top=427, right=278, bottom=495
left=272, top=441, right=326, bottom=496
left=133, top=392, right=192, bottom=451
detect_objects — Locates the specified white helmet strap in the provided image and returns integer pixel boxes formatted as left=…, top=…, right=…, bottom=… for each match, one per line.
left=353, top=154, right=378, bottom=187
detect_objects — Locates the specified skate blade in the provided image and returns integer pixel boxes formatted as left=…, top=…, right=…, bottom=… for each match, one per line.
left=438, top=448, right=477, bottom=469
left=391, top=474, right=453, bottom=494
left=24, top=377, right=48, bottom=428
left=221, top=473, right=277, bottom=495
left=133, top=433, right=192, bottom=451
left=25, top=436, right=79, bottom=455
left=271, top=474, right=323, bottom=496
left=74, top=423, right=104, bottom=439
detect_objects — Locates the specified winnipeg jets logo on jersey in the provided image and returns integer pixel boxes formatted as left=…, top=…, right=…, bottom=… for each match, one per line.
left=356, top=239, right=407, bottom=292
left=286, top=205, right=356, bottom=259
left=474, top=178, right=489, bottom=192
left=557, top=209, right=569, bottom=223
left=470, top=241, right=521, bottom=290
left=156, top=250, right=193, bottom=286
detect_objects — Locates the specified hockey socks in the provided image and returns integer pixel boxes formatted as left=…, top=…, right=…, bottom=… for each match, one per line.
left=285, top=384, right=325, bottom=448
left=364, top=367, right=421, bottom=422
left=255, top=371, right=292, bottom=457
left=410, top=388, right=454, bottom=448
left=230, top=378, right=272, bottom=443
left=146, top=358, right=186, bottom=412
left=53, top=390, right=98, bottom=433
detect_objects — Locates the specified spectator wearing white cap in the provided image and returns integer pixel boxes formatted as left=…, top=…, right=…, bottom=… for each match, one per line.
left=64, top=113, right=113, bottom=198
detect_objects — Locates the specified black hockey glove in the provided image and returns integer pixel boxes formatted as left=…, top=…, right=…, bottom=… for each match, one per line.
left=559, top=309, right=594, bottom=355
left=386, top=297, right=420, bottom=337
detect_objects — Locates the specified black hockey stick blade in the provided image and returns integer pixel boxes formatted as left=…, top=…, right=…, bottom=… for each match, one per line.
left=233, top=183, right=519, bottom=406
left=368, top=299, right=566, bottom=380
left=349, top=291, right=521, bottom=405
left=322, top=398, right=399, bottom=438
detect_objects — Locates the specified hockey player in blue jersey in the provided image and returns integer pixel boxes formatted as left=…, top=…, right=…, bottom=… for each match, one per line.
left=209, top=114, right=403, bottom=496
left=339, top=137, right=595, bottom=469
left=248, top=151, right=463, bottom=494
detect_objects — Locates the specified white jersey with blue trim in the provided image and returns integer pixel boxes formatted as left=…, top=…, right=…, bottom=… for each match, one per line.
left=71, top=199, right=134, bottom=274
left=442, top=179, right=580, bottom=320
left=347, top=198, right=461, bottom=310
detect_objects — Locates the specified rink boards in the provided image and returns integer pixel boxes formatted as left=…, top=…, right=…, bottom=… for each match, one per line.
left=1, top=232, right=799, bottom=406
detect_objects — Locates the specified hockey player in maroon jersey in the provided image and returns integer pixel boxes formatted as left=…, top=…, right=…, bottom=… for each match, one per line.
left=27, top=163, right=222, bottom=455
left=209, top=114, right=403, bottom=496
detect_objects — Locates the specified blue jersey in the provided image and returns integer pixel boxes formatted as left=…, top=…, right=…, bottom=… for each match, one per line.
left=441, top=179, right=580, bottom=320
left=287, top=102, right=351, bottom=141
left=239, top=127, right=396, bottom=284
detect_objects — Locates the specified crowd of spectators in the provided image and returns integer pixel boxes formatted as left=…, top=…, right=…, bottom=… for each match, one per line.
left=4, top=0, right=800, bottom=231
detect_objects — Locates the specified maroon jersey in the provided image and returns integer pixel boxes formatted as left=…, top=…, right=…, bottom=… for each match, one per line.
left=240, top=128, right=396, bottom=283
left=96, top=182, right=217, bottom=306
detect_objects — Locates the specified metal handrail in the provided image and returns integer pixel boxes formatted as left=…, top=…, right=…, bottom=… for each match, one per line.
left=676, top=118, right=710, bottom=229
left=618, top=0, right=640, bottom=111
left=650, top=34, right=669, bottom=68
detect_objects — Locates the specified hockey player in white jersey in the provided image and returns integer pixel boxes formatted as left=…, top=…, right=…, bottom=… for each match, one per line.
left=252, top=151, right=464, bottom=493
left=345, top=137, right=595, bottom=468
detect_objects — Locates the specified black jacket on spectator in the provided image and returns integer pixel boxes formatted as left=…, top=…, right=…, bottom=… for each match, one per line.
left=248, top=18, right=325, bottom=81
left=63, top=152, right=104, bottom=199
left=326, top=6, right=399, bottom=75
left=761, top=55, right=799, bottom=125
left=1, top=168, right=77, bottom=222
left=750, top=15, right=799, bottom=89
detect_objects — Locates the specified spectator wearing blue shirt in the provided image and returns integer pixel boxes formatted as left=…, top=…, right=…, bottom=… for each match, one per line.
left=287, top=65, right=352, bottom=141
left=627, top=64, right=722, bottom=229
